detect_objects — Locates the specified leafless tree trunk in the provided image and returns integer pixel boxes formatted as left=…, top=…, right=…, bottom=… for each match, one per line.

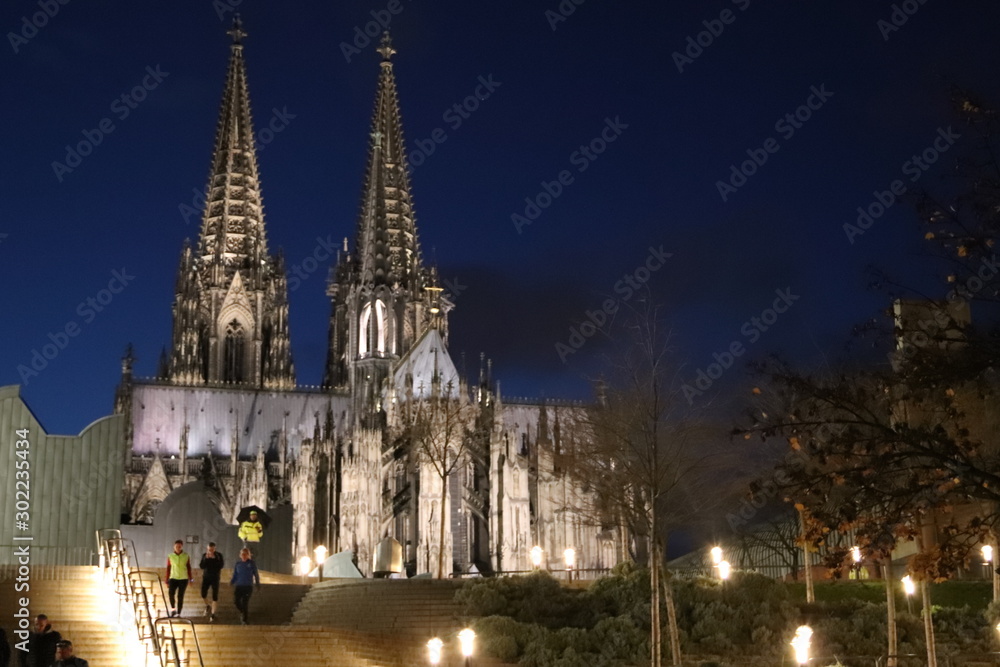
left=798, top=507, right=815, bottom=603
left=920, top=578, right=937, bottom=667
left=660, top=554, right=682, bottom=666
left=650, top=506, right=661, bottom=667
left=438, top=446, right=448, bottom=579
left=883, top=562, right=897, bottom=667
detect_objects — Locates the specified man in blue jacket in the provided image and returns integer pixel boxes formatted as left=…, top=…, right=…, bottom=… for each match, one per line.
left=230, top=547, right=260, bottom=625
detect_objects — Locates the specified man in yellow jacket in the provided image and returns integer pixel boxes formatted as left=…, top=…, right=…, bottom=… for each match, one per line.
left=238, top=511, right=264, bottom=547
left=165, top=540, right=193, bottom=617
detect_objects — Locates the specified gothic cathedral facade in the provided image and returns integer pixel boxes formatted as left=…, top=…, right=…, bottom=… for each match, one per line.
left=113, top=20, right=618, bottom=576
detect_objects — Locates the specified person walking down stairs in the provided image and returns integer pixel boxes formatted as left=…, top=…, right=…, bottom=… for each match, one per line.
left=199, top=542, right=224, bottom=622
left=230, top=548, right=260, bottom=625
left=165, top=540, right=193, bottom=617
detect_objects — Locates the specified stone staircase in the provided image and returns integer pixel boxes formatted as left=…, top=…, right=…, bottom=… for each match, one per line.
left=0, top=565, right=133, bottom=667
left=0, top=566, right=514, bottom=666
left=290, top=578, right=512, bottom=666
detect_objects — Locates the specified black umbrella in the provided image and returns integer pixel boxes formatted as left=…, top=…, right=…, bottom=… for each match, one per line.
left=236, top=505, right=272, bottom=529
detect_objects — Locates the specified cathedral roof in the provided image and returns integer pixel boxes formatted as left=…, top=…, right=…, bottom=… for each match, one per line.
left=393, top=328, right=460, bottom=399
left=354, top=32, right=422, bottom=289
left=196, top=15, right=270, bottom=280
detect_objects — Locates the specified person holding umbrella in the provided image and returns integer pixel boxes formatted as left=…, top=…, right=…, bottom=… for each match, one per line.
left=236, top=506, right=270, bottom=556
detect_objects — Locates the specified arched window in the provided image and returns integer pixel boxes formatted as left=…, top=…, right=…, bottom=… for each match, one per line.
left=359, top=299, right=389, bottom=357
left=223, top=319, right=245, bottom=383
left=359, top=304, right=371, bottom=357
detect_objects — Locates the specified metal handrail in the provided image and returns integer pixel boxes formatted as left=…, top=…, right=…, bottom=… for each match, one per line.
left=95, top=528, right=122, bottom=567
left=99, top=534, right=206, bottom=667
left=104, top=538, right=164, bottom=667
left=154, top=618, right=205, bottom=667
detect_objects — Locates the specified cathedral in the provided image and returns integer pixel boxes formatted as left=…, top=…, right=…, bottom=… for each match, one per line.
left=111, top=19, right=618, bottom=577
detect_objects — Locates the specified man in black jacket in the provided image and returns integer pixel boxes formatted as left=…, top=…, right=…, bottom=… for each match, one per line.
left=18, top=615, right=60, bottom=667
left=199, top=542, right=224, bottom=621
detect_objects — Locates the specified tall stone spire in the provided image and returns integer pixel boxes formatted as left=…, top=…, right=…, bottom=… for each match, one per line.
left=167, top=16, right=295, bottom=390
left=356, top=32, right=420, bottom=289
left=198, top=13, right=268, bottom=284
left=323, top=32, right=453, bottom=400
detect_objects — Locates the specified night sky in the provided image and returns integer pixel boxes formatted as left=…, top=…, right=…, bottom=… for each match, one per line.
left=3, top=0, right=999, bottom=436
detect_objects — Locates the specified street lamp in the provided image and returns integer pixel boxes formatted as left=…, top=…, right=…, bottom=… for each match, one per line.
left=426, top=637, right=443, bottom=665
left=902, top=575, right=915, bottom=615
left=564, top=547, right=576, bottom=581
left=710, top=546, right=723, bottom=565
left=314, top=545, right=327, bottom=583
left=790, top=625, right=812, bottom=665
left=298, top=556, right=313, bottom=578
left=718, top=560, right=732, bottom=581
left=850, top=546, right=862, bottom=580
left=459, top=628, right=476, bottom=667
left=530, top=546, right=543, bottom=569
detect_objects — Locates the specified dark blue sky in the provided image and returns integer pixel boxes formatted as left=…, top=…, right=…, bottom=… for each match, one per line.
left=3, top=0, right=998, bottom=435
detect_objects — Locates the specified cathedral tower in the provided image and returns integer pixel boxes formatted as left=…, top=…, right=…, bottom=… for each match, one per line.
left=169, top=17, right=295, bottom=389
left=323, top=33, right=451, bottom=415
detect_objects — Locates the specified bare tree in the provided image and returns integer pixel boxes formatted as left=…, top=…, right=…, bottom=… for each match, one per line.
left=405, top=381, right=478, bottom=579
left=572, top=304, right=723, bottom=667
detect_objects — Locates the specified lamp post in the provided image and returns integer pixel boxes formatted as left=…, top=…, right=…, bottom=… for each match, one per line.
left=791, top=625, right=812, bottom=665
left=710, top=546, right=723, bottom=566
left=314, top=545, right=327, bottom=583
left=563, top=547, right=576, bottom=582
left=851, top=546, right=862, bottom=580
left=530, top=546, right=543, bottom=569
left=902, top=575, right=915, bottom=615
left=459, top=628, right=476, bottom=667
left=987, top=542, right=1000, bottom=602
left=298, top=556, right=313, bottom=580
left=718, top=560, right=731, bottom=583
left=426, top=637, right=443, bottom=665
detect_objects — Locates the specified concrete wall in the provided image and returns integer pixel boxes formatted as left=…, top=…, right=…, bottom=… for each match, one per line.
left=0, top=385, right=125, bottom=565
left=121, top=481, right=293, bottom=574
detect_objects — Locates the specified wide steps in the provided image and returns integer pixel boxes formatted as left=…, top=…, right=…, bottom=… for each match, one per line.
left=1, top=566, right=515, bottom=666
left=0, top=567, right=130, bottom=667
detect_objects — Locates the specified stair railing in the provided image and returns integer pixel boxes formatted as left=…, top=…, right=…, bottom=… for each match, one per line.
left=99, top=533, right=206, bottom=667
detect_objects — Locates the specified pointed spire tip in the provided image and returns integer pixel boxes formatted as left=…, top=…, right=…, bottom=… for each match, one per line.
left=228, top=14, right=247, bottom=47
left=376, top=31, right=396, bottom=62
